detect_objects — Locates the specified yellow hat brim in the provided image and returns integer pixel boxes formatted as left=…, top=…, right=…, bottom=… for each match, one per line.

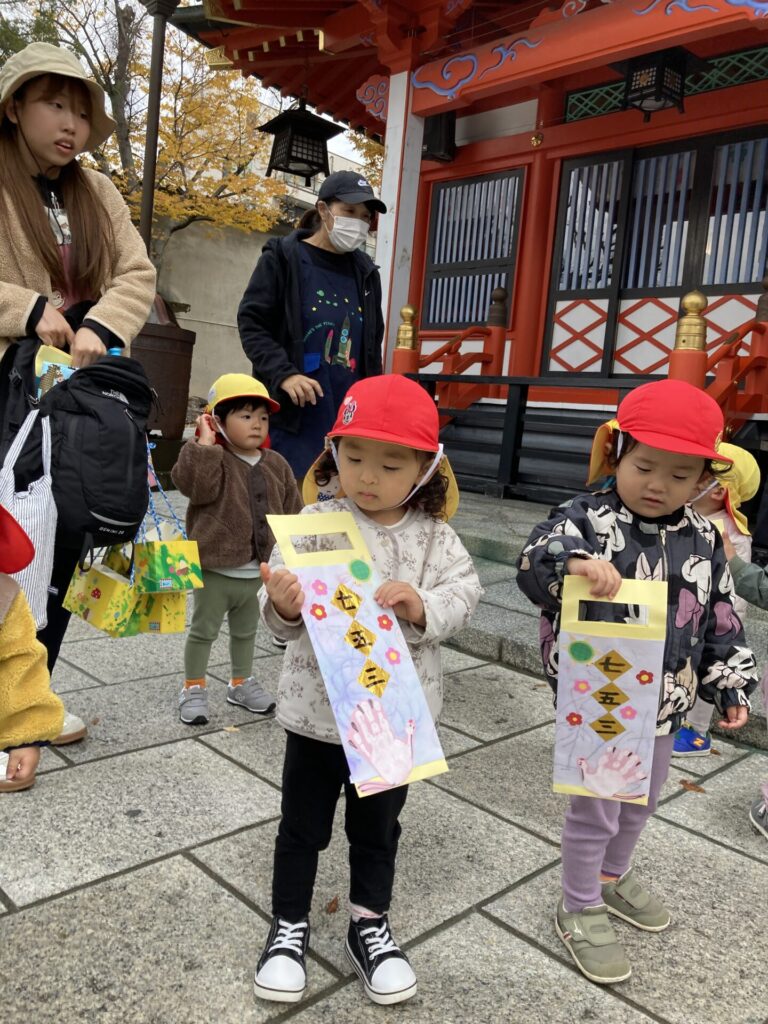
left=587, top=419, right=620, bottom=486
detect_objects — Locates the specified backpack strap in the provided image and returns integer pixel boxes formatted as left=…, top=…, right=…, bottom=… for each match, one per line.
left=1, top=409, right=39, bottom=472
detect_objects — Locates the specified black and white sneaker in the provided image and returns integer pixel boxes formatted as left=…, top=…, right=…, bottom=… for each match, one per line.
left=345, top=914, right=417, bottom=1005
left=253, top=916, right=309, bottom=1003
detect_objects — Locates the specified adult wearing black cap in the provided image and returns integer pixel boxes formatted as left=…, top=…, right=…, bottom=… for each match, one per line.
left=237, top=170, right=387, bottom=479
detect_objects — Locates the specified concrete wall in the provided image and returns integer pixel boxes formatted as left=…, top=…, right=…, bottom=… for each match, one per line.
left=156, top=221, right=276, bottom=400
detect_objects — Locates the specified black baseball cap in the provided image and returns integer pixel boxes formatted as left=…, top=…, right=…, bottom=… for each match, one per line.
left=317, top=170, right=387, bottom=214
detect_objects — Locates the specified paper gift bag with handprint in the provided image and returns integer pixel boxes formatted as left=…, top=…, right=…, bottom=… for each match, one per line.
left=268, top=511, right=448, bottom=797
left=553, top=576, right=667, bottom=805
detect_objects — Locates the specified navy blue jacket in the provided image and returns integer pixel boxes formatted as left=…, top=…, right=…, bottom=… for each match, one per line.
left=237, top=229, right=384, bottom=434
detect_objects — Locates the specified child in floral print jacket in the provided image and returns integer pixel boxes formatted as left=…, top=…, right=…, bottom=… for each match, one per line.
left=517, top=379, right=757, bottom=988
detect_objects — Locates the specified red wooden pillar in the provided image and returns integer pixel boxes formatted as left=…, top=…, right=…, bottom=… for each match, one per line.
left=508, top=85, right=561, bottom=377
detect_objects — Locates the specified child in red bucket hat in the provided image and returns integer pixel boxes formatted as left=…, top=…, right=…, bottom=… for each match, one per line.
left=517, top=378, right=757, bottom=986
left=253, top=374, right=481, bottom=1007
left=0, top=505, right=64, bottom=792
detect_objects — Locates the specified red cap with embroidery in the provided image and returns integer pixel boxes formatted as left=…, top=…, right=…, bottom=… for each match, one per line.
left=0, top=505, right=35, bottom=574
left=329, top=374, right=439, bottom=451
left=617, top=379, right=729, bottom=462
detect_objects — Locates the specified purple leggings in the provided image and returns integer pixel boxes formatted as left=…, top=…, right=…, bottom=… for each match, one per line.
left=560, top=733, right=675, bottom=912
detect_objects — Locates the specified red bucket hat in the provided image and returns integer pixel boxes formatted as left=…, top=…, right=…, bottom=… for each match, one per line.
left=0, top=504, right=34, bottom=574
left=588, top=380, right=729, bottom=483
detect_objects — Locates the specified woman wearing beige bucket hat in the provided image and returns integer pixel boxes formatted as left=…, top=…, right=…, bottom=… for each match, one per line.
left=0, top=43, right=156, bottom=742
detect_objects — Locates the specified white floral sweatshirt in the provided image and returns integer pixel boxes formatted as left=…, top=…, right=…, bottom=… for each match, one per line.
left=260, top=498, right=483, bottom=744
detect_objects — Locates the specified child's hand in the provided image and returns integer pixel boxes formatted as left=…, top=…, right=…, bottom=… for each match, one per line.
left=374, top=581, right=426, bottom=626
left=260, top=563, right=304, bottom=620
left=722, top=533, right=736, bottom=561
left=566, top=556, right=622, bottom=599
left=196, top=413, right=218, bottom=446
left=717, top=704, right=748, bottom=730
left=5, top=746, right=40, bottom=784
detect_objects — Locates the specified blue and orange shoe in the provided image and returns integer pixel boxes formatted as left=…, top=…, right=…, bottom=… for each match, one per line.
left=672, top=722, right=712, bottom=758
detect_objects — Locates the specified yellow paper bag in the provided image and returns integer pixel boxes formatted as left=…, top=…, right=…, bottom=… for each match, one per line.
left=129, top=592, right=187, bottom=634
left=63, top=562, right=141, bottom=636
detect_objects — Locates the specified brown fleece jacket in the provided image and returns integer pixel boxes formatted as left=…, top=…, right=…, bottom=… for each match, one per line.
left=171, top=441, right=302, bottom=569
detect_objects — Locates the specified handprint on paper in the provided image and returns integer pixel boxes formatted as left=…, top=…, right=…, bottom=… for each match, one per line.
left=348, top=699, right=415, bottom=794
left=576, top=746, right=647, bottom=799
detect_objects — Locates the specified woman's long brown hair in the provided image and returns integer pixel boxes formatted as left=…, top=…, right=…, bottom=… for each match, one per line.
left=0, top=73, right=114, bottom=297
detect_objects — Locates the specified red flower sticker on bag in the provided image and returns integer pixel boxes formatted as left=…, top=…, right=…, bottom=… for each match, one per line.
left=566, top=712, right=583, bottom=726
left=310, top=603, right=327, bottom=621
left=377, top=614, right=393, bottom=630
left=636, top=670, right=654, bottom=685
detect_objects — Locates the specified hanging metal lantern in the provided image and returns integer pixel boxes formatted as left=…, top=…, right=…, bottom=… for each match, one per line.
left=259, top=100, right=344, bottom=186
left=620, top=47, right=701, bottom=122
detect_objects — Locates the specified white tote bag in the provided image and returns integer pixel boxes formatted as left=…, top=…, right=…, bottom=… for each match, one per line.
left=0, top=410, right=57, bottom=628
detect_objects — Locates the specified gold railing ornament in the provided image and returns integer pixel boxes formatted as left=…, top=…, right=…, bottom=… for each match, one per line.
left=395, top=305, right=418, bottom=350
left=674, top=290, right=708, bottom=351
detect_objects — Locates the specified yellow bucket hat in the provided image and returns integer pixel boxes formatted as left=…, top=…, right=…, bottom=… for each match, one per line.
left=0, top=42, right=116, bottom=151
left=205, top=373, right=280, bottom=414
left=711, top=442, right=760, bottom=536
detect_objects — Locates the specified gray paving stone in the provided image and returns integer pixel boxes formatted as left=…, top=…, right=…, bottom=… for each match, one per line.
left=51, top=656, right=104, bottom=694
left=657, top=752, right=768, bottom=864
left=442, top=663, right=554, bottom=741
left=499, top=610, right=548, bottom=674
left=61, top=629, right=233, bottom=683
left=439, top=723, right=482, bottom=757
left=485, top=817, right=768, bottom=1024
left=199, top=718, right=287, bottom=787
left=0, top=857, right=335, bottom=1023
left=432, top=723, right=567, bottom=844
left=0, top=742, right=281, bottom=906
left=193, top=781, right=558, bottom=974
left=35, top=746, right=69, bottom=775
left=290, top=911, right=654, bottom=1024
left=55, top=671, right=274, bottom=764
left=440, top=646, right=489, bottom=673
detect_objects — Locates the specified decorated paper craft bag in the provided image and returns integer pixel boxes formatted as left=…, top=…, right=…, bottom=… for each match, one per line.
left=127, top=591, right=187, bottom=634
left=554, top=576, right=667, bottom=805
left=132, top=538, right=203, bottom=593
left=63, top=561, right=141, bottom=637
left=268, top=511, right=447, bottom=797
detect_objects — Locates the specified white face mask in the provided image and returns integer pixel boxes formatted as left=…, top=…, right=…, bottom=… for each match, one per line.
left=326, top=214, right=369, bottom=253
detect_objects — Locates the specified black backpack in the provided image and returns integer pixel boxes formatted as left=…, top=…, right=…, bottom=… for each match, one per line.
left=0, top=339, right=153, bottom=552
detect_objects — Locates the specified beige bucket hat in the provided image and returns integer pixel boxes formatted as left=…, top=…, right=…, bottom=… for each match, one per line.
left=0, top=42, right=115, bottom=150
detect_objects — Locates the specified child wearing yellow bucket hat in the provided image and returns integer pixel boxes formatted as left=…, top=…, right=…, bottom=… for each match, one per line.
left=673, top=442, right=761, bottom=757
left=252, top=374, right=481, bottom=1006
left=170, top=374, right=302, bottom=726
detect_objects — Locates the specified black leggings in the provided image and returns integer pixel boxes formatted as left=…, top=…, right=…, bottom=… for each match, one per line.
left=272, top=731, right=408, bottom=921
left=37, top=539, right=81, bottom=673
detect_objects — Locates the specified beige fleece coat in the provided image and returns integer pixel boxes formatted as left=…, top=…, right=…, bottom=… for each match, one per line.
left=0, top=167, right=156, bottom=359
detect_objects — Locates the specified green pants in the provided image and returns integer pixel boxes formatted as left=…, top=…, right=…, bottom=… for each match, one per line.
left=185, top=570, right=261, bottom=679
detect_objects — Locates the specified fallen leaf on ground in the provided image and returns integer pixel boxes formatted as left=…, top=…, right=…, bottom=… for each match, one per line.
left=90, top=717, right=100, bottom=726
left=710, top=747, right=721, bottom=756
left=223, top=725, right=240, bottom=733
left=326, top=895, right=339, bottom=914
left=680, top=779, right=706, bottom=793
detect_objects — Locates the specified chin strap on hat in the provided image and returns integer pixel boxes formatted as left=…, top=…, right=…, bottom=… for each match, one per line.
left=328, top=438, right=444, bottom=511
